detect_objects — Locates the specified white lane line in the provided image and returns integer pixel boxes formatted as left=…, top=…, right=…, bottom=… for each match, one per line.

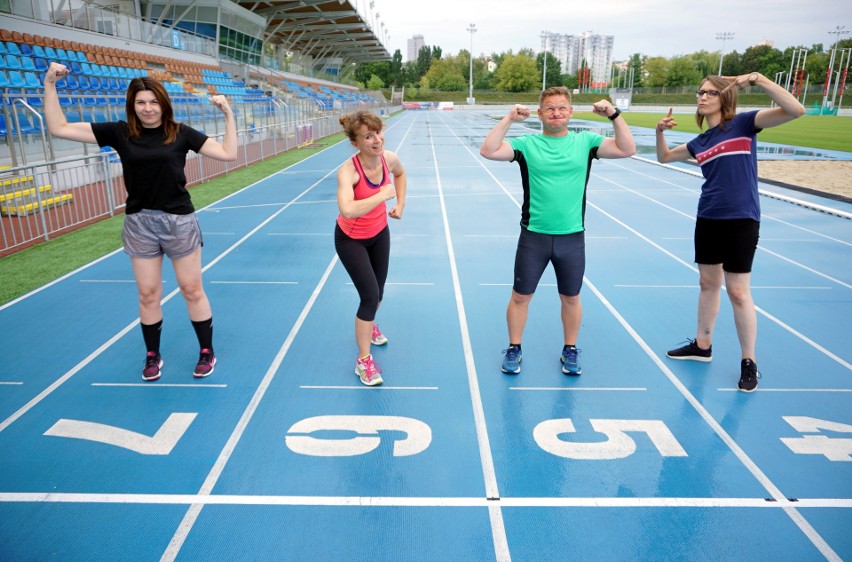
left=588, top=200, right=852, bottom=371
left=161, top=113, right=421, bottom=562
left=210, top=281, right=298, bottom=285
left=510, top=387, right=647, bottom=392
left=0, top=382, right=23, bottom=385
left=162, top=256, right=339, bottom=562
left=433, top=112, right=509, bottom=561
left=2, top=492, right=849, bottom=509
left=582, top=276, right=842, bottom=562
left=300, top=386, right=439, bottom=391
left=717, top=388, right=852, bottom=393
left=91, top=383, right=227, bottom=388
left=613, top=284, right=830, bottom=290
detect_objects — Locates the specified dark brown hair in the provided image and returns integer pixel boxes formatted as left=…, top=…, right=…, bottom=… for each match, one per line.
left=125, top=77, right=178, bottom=144
left=339, top=110, right=383, bottom=142
left=696, top=75, right=738, bottom=130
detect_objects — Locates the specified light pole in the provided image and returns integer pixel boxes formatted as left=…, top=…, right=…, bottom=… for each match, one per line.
left=716, top=32, right=735, bottom=75
left=823, top=26, right=849, bottom=110
left=541, top=31, right=549, bottom=91
left=466, top=23, right=477, bottom=105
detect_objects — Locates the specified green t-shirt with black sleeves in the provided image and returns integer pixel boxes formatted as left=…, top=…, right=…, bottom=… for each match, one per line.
left=508, top=131, right=604, bottom=234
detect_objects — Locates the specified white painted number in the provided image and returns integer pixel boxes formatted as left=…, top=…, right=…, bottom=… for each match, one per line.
left=780, top=416, right=852, bottom=462
left=44, top=413, right=197, bottom=455
left=533, top=418, right=688, bottom=460
left=285, top=415, right=432, bottom=457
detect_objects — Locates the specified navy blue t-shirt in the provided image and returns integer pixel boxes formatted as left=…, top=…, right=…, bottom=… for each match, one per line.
left=92, top=121, right=208, bottom=215
left=686, top=110, right=762, bottom=221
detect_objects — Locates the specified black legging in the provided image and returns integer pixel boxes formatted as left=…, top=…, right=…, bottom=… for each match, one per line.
left=334, top=223, right=390, bottom=322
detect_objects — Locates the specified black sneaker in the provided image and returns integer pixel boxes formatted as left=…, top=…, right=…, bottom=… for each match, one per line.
left=666, top=339, right=712, bottom=362
left=738, top=359, right=760, bottom=392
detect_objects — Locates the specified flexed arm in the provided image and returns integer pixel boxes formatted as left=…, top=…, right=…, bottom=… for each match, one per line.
left=198, top=95, right=238, bottom=162
left=480, top=104, right=529, bottom=161
left=593, top=100, right=636, bottom=158
left=43, top=62, right=97, bottom=143
left=722, top=72, right=805, bottom=129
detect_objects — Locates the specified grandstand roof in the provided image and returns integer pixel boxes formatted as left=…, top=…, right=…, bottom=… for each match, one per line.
left=238, top=0, right=391, bottom=64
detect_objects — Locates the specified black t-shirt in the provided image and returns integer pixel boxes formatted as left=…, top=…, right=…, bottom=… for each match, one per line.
left=91, top=121, right=209, bottom=215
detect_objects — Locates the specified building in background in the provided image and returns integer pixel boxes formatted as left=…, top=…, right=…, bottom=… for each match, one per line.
left=542, top=30, right=614, bottom=86
left=407, top=34, right=425, bottom=62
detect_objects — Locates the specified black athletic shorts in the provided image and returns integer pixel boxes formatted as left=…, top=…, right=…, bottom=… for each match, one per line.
left=694, top=217, right=760, bottom=273
left=513, top=228, right=585, bottom=296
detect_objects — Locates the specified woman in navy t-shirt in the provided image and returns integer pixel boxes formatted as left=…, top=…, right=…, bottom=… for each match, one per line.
left=655, top=72, right=805, bottom=392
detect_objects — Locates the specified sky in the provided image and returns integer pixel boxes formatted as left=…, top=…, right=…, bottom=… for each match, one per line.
left=369, top=0, right=849, bottom=62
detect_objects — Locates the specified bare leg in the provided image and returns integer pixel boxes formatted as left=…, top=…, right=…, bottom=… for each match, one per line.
left=695, top=263, right=723, bottom=349
left=131, top=256, right=165, bottom=324
left=559, top=293, right=582, bottom=345
left=507, top=290, right=533, bottom=344
left=724, top=271, right=757, bottom=360
left=171, top=247, right=212, bottom=322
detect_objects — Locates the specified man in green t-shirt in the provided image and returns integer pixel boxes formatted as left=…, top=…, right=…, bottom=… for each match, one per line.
left=480, top=86, right=636, bottom=376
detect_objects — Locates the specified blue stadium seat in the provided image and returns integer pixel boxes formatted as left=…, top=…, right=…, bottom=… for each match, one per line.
left=4, top=54, right=21, bottom=70
left=4, top=42, right=21, bottom=56
left=8, top=70, right=25, bottom=87
left=23, top=72, right=41, bottom=89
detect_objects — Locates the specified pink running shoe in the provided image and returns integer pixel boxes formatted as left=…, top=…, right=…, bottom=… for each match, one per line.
left=355, top=354, right=383, bottom=386
left=142, top=352, right=163, bottom=381
left=371, top=323, right=388, bottom=346
left=193, top=348, right=216, bottom=378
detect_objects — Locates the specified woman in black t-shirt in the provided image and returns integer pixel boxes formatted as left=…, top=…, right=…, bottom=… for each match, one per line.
left=43, top=62, right=237, bottom=381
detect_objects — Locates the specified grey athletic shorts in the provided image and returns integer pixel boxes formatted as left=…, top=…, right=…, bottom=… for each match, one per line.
left=122, top=209, right=203, bottom=259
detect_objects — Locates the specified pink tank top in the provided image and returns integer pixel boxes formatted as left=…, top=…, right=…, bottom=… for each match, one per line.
left=336, top=154, right=390, bottom=239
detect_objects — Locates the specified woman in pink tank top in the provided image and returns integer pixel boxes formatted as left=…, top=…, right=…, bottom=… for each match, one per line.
left=335, top=110, right=407, bottom=386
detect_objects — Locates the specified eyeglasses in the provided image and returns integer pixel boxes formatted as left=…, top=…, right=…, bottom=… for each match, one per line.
left=695, top=89, right=721, bottom=98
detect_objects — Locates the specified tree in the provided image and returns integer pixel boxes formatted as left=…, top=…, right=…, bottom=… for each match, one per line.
left=666, top=55, right=702, bottom=86
left=366, top=74, right=384, bottom=90
left=414, top=45, right=433, bottom=83
left=740, top=44, right=785, bottom=77
left=536, top=51, right=562, bottom=89
left=643, top=56, right=669, bottom=87
left=424, top=56, right=467, bottom=91
left=493, top=53, right=538, bottom=92
left=628, top=53, right=645, bottom=87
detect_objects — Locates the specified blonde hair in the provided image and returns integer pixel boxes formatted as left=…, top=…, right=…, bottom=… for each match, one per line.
left=539, top=86, right=572, bottom=106
left=696, top=75, right=738, bottom=130
left=339, top=110, right=383, bottom=142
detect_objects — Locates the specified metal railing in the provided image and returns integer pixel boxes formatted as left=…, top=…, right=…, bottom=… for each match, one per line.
left=0, top=99, right=396, bottom=256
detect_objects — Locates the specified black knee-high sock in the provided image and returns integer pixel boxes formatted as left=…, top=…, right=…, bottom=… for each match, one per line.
left=191, top=317, right=214, bottom=352
left=141, top=319, right=163, bottom=354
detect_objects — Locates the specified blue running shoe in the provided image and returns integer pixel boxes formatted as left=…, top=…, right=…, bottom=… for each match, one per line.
left=501, top=345, right=522, bottom=374
left=561, top=346, right=582, bottom=375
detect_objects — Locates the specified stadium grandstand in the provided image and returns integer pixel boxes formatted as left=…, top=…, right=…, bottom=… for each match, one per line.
left=0, top=0, right=396, bottom=256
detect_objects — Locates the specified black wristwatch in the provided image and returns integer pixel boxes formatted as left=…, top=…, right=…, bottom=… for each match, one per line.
left=607, top=108, right=622, bottom=121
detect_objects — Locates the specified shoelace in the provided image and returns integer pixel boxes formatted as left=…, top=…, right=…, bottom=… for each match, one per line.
left=360, top=357, right=382, bottom=380
left=197, top=351, right=213, bottom=367
left=503, top=347, right=520, bottom=361
left=145, top=354, right=160, bottom=368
